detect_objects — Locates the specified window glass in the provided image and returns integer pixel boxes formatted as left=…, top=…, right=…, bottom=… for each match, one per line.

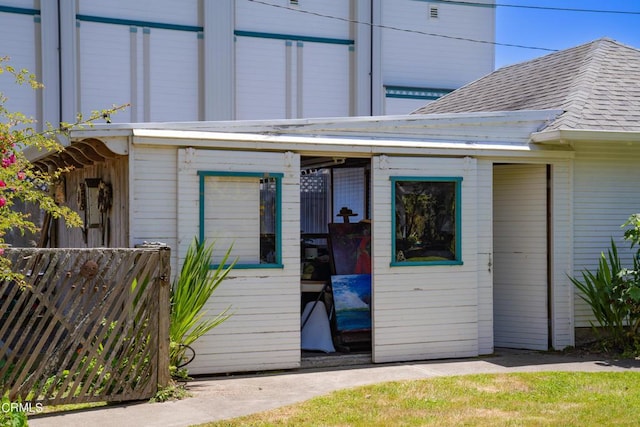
left=199, top=171, right=282, bottom=268
left=392, top=177, right=462, bottom=265
left=300, top=169, right=331, bottom=234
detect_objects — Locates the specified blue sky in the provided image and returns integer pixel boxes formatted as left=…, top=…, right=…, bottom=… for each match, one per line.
left=494, top=0, right=640, bottom=68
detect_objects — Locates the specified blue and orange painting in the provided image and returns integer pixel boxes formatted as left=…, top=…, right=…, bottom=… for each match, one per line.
left=331, top=274, right=371, bottom=332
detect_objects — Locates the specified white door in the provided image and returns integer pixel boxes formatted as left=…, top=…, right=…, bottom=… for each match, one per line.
left=493, top=164, right=548, bottom=350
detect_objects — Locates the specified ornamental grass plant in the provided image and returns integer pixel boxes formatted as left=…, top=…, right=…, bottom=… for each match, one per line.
left=169, top=239, right=236, bottom=378
left=570, top=214, right=640, bottom=354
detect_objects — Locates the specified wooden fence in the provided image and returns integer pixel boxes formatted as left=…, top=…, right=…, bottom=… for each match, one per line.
left=0, top=247, right=171, bottom=405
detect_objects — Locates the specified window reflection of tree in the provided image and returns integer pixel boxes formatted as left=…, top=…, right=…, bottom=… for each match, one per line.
left=395, top=181, right=455, bottom=261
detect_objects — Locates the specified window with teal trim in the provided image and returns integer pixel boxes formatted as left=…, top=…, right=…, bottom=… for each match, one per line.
left=391, top=177, right=462, bottom=266
left=198, top=171, right=282, bottom=268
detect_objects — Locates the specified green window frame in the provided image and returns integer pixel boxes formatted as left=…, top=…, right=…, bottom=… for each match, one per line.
left=391, top=176, right=463, bottom=266
left=198, top=171, right=283, bottom=269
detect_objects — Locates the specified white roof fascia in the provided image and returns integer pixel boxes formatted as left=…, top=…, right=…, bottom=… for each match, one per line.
left=130, top=129, right=574, bottom=159
left=72, top=109, right=562, bottom=136
left=531, top=129, right=640, bottom=144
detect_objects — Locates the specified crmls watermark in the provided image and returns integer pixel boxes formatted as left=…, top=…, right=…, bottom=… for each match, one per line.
left=1, top=401, right=45, bottom=414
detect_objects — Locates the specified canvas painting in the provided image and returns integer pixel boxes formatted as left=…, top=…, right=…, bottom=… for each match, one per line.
left=328, top=222, right=371, bottom=275
left=331, top=274, right=371, bottom=332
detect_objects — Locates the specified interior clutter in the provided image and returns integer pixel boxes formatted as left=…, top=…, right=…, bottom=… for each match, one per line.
left=300, top=156, right=372, bottom=359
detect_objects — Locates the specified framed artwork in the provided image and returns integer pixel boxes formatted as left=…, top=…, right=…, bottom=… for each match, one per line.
left=328, top=222, right=371, bottom=275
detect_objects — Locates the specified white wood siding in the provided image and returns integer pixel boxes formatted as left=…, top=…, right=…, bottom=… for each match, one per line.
left=175, top=148, right=301, bottom=375
left=385, top=98, right=435, bottom=116
left=78, top=0, right=198, bottom=25
left=380, top=0, right=494, bottom=114
left=549, top=160, right=573, bottom=349
left=302, top=42, right=350, bottom=118
left=573, top=143, right=640, bottom=327
left=235, top=0, right=350, bottom=40
left=76, top=0, right=200, bottom=122
left=148, top=28, right=200, bottom=121
left=371, top=155, right=480, bottom=363
left=77, top=22, right=132, bottom=121
left=0, top=9, right=39, bottom=124
left=493, top=164, right=548, bottom=350
left=476, top=160, right=494, bottom=355
left=130, top=145, right=178, bottom=261
left=235, top=37, right=287, bottom=120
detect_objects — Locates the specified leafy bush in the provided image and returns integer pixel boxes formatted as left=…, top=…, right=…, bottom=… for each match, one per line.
left=0, top=394, right=28, bottom=427
left=571, top=214, right=640, bottom=352
left=169, top=239, right=235, bottom=378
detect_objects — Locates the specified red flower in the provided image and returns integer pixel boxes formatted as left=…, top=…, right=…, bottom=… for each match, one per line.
left=0, top=196, right=6, bottom=207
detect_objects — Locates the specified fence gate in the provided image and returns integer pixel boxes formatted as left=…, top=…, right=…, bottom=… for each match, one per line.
left=0, top=247, right=171, bottom=405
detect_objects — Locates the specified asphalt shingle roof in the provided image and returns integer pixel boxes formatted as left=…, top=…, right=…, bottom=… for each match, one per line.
left=413, top=38, right=640, bottom=132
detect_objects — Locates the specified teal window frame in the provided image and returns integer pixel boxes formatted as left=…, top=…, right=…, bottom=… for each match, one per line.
left=198, top=170, right=283, bottom=269
left=390, top=176, right=463, bottom=266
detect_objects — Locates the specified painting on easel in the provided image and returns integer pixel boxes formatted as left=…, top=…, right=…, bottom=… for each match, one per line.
left=331, top=274, right=371, bottom=332
left=327, top=222, right=371, bottom=275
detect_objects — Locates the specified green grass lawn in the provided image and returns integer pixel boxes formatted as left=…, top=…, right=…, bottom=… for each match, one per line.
left=200, top=371, right=640, bottom=426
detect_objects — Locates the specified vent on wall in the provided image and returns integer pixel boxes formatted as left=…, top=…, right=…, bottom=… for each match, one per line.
left=290, top=0, right=299, bottom=5
left=429, top=6, right=439, bottom=19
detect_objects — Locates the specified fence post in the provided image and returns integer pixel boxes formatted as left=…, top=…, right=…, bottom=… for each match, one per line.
left=156, top=246, right=172, bottom=389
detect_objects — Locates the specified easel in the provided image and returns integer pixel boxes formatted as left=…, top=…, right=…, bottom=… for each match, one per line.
left=326, top=207, right=372, bottom=352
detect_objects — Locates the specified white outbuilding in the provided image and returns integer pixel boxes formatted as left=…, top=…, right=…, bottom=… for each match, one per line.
left=30, top=39, right=640, bottom=375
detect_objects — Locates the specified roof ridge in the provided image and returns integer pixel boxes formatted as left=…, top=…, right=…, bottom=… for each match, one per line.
left=559, top=39, right=607, bottom=127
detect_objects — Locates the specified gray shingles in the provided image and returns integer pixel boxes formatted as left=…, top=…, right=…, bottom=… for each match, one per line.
left=413, top=38, right=640, bottom=132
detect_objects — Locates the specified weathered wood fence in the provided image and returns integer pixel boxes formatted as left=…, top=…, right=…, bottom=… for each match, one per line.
left=0, top=247, right=171, bottom=405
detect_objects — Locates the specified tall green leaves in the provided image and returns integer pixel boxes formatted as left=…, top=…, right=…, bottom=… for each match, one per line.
left=570, top=240, right=628, bottom=346
left=169, top=239, right=235, bottom=376
left=571, top=214, right=640, bottom=351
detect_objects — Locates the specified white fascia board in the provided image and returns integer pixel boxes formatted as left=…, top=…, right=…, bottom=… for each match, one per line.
left=531, top=129, right=640, bottom=144
left=130, top=128, right=574, bottom=159
left=77, top=109, right=562, bottom=135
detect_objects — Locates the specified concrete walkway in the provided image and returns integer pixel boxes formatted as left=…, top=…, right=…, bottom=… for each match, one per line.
left=28, top=349, right=640, bottom=427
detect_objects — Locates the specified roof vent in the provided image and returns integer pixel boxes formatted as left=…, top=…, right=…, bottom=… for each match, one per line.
left=429, top=6, right=439, bottom=19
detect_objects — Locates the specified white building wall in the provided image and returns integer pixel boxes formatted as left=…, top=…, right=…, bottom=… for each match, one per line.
left=75, top=0, right=201, bottom=123
left=572, top=142, right=640, bottom=327
left=147, top=28, right=200, bottom=121
left=1, top=0, right=494, bottom=126
left=476, top=160, right=494, bottom=355
left=235, top=37, right=288, bottom=119
left=78, top=0, right=198, bottom=25
left=302, top=42, right=351, bottom=118
left=379, top=0, right=495, bottom=115
left=77, top=21, right=132, bottom=120
left=130, top=145, right=179, bottom=256
left=550, top=159, right=573, bottom=349
left=371, top=155, right=480, bottom=363
left=235, top=0, right=350, bottom=39
left=0, top=6, right=39, bottom=125
left=173, top=148, right=301, bottom=375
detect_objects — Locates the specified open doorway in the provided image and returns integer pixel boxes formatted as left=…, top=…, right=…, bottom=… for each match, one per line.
left=299, top=156, right=373, bottom=366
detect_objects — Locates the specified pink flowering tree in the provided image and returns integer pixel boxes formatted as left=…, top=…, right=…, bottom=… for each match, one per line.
left=0, top=56, right=125, bottom=283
